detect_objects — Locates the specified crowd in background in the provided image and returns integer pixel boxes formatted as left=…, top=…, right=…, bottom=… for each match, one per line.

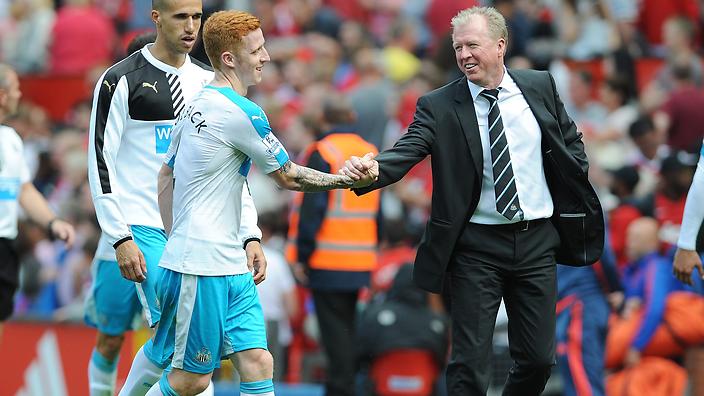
left=2, top=0, right=704, bottom=392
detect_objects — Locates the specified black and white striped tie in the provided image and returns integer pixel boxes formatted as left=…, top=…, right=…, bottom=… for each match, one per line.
left=479, top=88, right=522, bottom=220
left=166, top=73, right=185, bottom=118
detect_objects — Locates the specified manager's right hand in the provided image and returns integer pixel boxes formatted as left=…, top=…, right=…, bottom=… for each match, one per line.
left=115, top=240, right=147, bottom=282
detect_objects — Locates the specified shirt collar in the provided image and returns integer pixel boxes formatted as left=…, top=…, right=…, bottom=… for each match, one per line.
left=142, top=43, right=192, bottom=75
left=467, top=67, right=517, bottom=102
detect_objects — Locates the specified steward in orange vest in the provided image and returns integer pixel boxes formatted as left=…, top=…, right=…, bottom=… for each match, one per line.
left=286, top=127, right=381, bottom=289
left=285, top=93, right=381, bottom=396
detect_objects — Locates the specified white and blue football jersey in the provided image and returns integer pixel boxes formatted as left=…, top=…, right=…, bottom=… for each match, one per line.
left=160, top=86, right=289, bottom=276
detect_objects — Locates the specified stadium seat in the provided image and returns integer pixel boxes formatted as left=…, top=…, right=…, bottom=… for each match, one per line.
left=369, top=349, right=440, bottom=396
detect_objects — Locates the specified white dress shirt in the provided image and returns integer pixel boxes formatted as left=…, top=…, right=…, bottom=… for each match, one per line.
left=468, top=70, right=554, bottom=224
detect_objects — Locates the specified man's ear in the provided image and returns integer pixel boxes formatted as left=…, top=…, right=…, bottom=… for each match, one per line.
left=0, top=89, right=6, bottom=108
left=221, top=52, right=236, bottom=68
left=151, top=10, right=160, bottom=27
left=497, top=37, right=507, bottom=57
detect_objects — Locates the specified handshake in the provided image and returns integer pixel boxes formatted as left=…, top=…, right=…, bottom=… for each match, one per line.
left=340, top=152, right=379, bottom=189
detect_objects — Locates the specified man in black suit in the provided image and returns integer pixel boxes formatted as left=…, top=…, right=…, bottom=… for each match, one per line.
left=342, top=6, right=604, bottom=396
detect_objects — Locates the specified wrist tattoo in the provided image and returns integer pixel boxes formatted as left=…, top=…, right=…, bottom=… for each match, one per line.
left=278, top=161, right=354, bottom=192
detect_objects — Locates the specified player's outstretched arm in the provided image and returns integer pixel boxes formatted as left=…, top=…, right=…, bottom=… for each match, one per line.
left=268, top=156, right=378, bottom=192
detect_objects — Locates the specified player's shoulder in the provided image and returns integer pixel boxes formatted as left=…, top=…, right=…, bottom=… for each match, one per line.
left=207, top=86, right=263, bottom=118
left=0, top=125, right=22, bottom=146
left=188, top=56, right=213, bottom=72
left=102, top=50, right=149, bottom=85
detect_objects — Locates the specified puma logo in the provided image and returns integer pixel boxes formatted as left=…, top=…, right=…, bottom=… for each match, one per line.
left=142, top=81, right=158, bottom=94
left=102, top=80, right=116, bottom=93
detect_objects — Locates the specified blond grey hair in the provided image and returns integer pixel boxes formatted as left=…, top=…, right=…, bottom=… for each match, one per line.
left=451, top=7, right=508, bottom=41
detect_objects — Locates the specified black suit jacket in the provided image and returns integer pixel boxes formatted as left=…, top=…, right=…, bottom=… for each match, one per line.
left=356, top=69, right=604, bottom=293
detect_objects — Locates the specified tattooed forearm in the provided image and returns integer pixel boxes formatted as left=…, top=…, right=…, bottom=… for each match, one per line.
left=277, top=161, right=355, bottom=192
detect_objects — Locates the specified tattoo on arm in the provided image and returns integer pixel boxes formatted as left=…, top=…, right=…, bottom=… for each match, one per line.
left=277, top=161, right=354, bottom=192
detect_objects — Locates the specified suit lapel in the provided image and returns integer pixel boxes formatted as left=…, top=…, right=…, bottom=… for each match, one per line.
left=453, top=77, right=483, bottom=179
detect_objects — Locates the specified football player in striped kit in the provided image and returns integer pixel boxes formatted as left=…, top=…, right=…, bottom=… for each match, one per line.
left=85, top=1, right=213, bottom=395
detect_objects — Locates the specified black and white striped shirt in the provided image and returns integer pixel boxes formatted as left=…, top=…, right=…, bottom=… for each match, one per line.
left=88, top=44, right=212, bottom=254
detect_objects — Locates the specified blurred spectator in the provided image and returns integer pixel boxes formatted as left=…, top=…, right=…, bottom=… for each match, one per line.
left=333, top=21, right=373, bottom=91
left=606, top=217, right=703, bottom=368
left=641, top=16, right=703, bottom=111
left=257, top=213, right=298, bottom=382
left=494, top=0, right=532, bottom=59
left=381, top=18, right=421, bottom=84
left=608, top=165, right=643, bottom=268
left=49, top=0, right=116, bottom=75
left=653, top=62, right=704, bottom=154
left=556, top=0, right=615, bottom=60
left=357, top=263, right=449, bottom=395
left=636, top=0, right=699, bottom=50
left=370, top=219, right=417, bottom=296
left=289, top=0, right=343, bottom=38
left=348, top=48, right=396, bottom=149
left=587, top=75, right=638, bottom=170
left=424, top=0, right=476, bottom=47
left=555, top=237, right=620, bottom=396
left=124, top=31, right=156, bottom=56
left=628, top=115, right=670, bottom=198
left=1, top=0, right=55, bottom=74
left=565, top=70, right=607, bottom=136
left=640, top=153, right=696, bottom=249
left=286, top=92, right=380, bottom=396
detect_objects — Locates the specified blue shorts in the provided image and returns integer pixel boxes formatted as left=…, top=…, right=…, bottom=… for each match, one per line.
left=131, top=225, right=167, bottom=327
left=83, top=225, right=166, bottom=334
left=147, top=269, right=268, bottom=374
left=84, top=259, right=142, bottom=335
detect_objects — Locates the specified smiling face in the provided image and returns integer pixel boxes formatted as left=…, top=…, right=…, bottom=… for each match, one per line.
left=232, top=28, right=270, bottom=88
left=153, top=0, right=203, bottom=54
left=452, top=15, right=506, bottom=88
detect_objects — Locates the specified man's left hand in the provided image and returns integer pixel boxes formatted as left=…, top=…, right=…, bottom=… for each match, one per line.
left=50, top=219, right=76, bottom=248
left=246, top=241, right=267, bottom=284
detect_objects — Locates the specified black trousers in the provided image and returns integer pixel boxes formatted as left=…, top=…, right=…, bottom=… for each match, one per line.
left=312, top=289, right=359, bottom=396
left=446, top=219, right=560, bottom=396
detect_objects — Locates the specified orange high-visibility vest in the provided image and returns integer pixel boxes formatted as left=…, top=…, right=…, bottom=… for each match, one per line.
left=286, top=133, right=380, bottom=271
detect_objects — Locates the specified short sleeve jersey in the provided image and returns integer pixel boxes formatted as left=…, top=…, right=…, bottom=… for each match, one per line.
left=0, top=126, right=31, bottom=239
left=160, top=86, right=289, bottom=276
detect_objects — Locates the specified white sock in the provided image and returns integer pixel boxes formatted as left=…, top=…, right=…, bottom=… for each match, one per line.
left=117, top=346, right=163, bottom=396
left=144, top=381, right=164, bottom=396
left=143, top=374, right=214, bottom=396
left=88, top=349, right=118, bottom=396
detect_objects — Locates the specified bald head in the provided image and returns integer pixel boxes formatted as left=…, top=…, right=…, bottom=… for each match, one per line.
left=0, top=63, right=14, bottom=89
left=626, top=217, right=660, bottom=261
left=152, top=0, right=169, bottom=11
left=0, top=63, right=20, bottom=120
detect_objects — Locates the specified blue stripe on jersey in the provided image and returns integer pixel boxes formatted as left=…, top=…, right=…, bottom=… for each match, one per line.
left=239, top=157, right=252, bottom=177
left=167, top=154, right=176, bottom=169
left=275, top=147, right=288, bottom=166
left=0, top=177, right=20, bottom=200
left=207, top=86, right=271, bottom=138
